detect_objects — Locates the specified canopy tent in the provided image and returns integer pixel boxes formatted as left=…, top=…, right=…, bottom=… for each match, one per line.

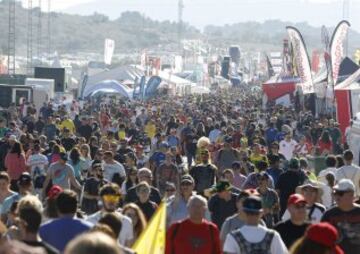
left=86, top=65, right=143, bottom=87
left=82, top=80, right=132, bottom=98
left=262, top=76, right=300, bottom=103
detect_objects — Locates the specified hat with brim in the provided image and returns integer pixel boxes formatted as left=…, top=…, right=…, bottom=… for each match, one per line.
left=59, top=152, right=68, bottom=161
left=211, top=180, right=231, bottom=193
left=296, top=181, right=323, bottom=199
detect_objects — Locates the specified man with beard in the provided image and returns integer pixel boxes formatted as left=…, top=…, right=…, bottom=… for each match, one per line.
left=86, top=183, right=134, bottom=247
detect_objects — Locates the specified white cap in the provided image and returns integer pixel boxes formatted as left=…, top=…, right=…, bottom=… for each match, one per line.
left=333, top=179, right=355, bottom=192
left=8, top=135, right=17, bottom=141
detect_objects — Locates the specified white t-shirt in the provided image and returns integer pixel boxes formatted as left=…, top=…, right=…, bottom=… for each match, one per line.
left=223, top=225, right=288, bottom=254
left=281, top=203, right=325, bottom=223
left=336, top=164, right=360, bottom=196
left=318, top=167, right=337, bottom=184
left=103, top=161, right=126, bottom=182
left=27, top=153, right=48, bottom=174
left=319, top=182, right=333, bottom=208
left=86, top=210, right=134, bottom=246
left=279, top=140, right=297, bottom=161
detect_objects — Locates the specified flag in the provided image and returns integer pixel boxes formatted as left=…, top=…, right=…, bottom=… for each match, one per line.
left=286, top=26, right=313, bottom=94
left=265, top=54, right=274, bottom=78
left=104, top=39, right=115, bottom=65
left=330, top=20, right=350, bottom=84
left=132, top=201, right=166, bottom=254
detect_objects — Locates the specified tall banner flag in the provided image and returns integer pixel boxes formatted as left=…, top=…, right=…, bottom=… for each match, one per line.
left=265, top=54, right=275, bottom=77
left=330, top=20, right=350, bottom=84
left=104, top=39, right=115, bottom=65
left=286, top=26, right=313, bottom=94
left=133, top=201, right=166, bottom=254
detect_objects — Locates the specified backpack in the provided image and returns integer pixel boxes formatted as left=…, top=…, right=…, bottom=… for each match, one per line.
left=231, top=228, right=274, bottom=254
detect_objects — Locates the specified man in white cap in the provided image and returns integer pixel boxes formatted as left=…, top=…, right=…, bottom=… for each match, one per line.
left=321, top=179, right=360, bottom=254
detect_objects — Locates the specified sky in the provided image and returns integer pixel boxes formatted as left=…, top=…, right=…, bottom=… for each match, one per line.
left=22, top=0, right=360, bottom=31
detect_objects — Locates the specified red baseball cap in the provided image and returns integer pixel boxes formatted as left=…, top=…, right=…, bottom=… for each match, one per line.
left=47, top=185, right=63, bottom=200
left=306, top=222, right=344, bottom=254
left=287, top=193, right=306, bottom=206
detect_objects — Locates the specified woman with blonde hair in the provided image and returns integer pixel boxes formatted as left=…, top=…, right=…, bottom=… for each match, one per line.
left=195, top=136, right=211, bottom=164
left=122, top=203, right=147, bottom=241
left=80, top=144, right=92, bottom=171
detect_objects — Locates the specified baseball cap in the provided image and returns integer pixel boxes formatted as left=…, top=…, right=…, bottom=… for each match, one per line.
left=59, top=152, right=68, bottom=161
left=333, top=179, right=355, bottom=192
left=18, top=172, right=32, bottom=186
left=224, top=135, right=233, bottom=143
left=181, top=175, right=194, bottom=185
left=288, top=158, right=300, bottom=169
left=8, top=135, right=17, bottom=142
left=159, top=142, right=170, bottom=149
left=47, top=185, right=63, bottom=200
left=306, top=222, right=344, bottom=254
left=242, top=196, right=263, bottom=213
left=287, top=193, right=307, bottom=206
left=211, top=180, right=231, bottom=193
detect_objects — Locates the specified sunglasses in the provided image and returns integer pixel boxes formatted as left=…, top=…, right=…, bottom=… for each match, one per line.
left=166, top=189, right=176, bottom=192
left=103, top=195, right=120, bottom=203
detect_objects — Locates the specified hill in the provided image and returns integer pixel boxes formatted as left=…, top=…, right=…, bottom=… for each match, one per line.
left=0, top=1, right=360, bottom=55
left=204, top=20, right=360, bottom=53
left=0, top=0, right=200, bottom=55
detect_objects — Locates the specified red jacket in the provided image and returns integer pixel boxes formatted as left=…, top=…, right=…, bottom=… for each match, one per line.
left=165, top=219, right=222, bottom=254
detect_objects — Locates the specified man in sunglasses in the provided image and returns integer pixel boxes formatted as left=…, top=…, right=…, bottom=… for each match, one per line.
left=321, top=179, right=360, bottom=254
left=86, top=183, right=134, bottom=248
left=274, top=194, right=310, bottom=248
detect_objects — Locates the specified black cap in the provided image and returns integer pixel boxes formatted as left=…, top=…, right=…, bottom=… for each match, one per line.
left=242, top=196, right=263, bottom=213
left=224, top=135, right=233, bottom=143
left=59, top=152, right=68, bottom=161
left=18, top=172, right=32, bottom=186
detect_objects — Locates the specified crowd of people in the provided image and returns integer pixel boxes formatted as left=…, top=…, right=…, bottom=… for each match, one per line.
left=0, top=87, right=359, bottom=254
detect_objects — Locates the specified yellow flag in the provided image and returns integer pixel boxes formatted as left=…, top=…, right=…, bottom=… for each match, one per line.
left=132, top=201, right=166, bottom=254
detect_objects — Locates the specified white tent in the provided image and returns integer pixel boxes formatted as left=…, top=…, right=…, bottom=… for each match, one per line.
left=83, top=80, right=132, bottom=98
